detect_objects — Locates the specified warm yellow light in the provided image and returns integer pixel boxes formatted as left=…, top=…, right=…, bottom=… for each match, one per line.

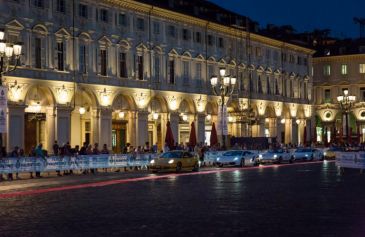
left=210, top=77, right=218, bottom=86
left=118, top=111, right=125, bottom=119
left=219, top=68, right=226, bottom=77
left=101, top=88, right=109, bottom=106
left=79, top=106, right=86, bottom=115
left=296, top=119, right=300, bottom=125
left=153, top=112, right=159, bottom=120
left=182, top=114, right=188, bottom=121
left=206, top=114, right=212, bottom=121
left=58, top=86, right=68, bottom=104
left=281, top=118, right=285, bottom=124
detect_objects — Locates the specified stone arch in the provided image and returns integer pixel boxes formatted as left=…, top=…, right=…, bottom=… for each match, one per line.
left=207, top=56, right=216, bottom=62
left=195, top=54, right=205, bottom=61
left=112, top=93, right=136, bottom=111
left=265, top=105, right=276, bottom=118
left=71, top=86, right=99, bottom=108
left=182, top=51, right=192, bottom=58
left=32, top=24, right=48, bottom=35
left=219, top=58, right=227, bottom=64
left=24, top=85, right=55, bottom=109
left=119, top=39, right=131, bottom=49
left=205, top=101, right=218, bottom=115
left=79, top=32, right=92, bottom=42
left=98, top=36, right=112, bottom=46
left=178, top=99, right=195, bottom=114
left=153, top=45, right=163, bottom=54
left=148, top=95, right=169, bottom=113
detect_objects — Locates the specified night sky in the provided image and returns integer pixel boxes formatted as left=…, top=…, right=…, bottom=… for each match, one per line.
left=209, top=0, right=365, bottom=38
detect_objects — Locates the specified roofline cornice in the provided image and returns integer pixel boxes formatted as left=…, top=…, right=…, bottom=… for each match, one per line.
left=104, top=0, right=315, bottom=55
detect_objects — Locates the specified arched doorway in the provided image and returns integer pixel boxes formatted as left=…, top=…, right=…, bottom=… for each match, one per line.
left=24, top=85, right=54, bottom=154
left=111, top=94, right=134, bottom=153
left=70, top=88, right=97, bottom=148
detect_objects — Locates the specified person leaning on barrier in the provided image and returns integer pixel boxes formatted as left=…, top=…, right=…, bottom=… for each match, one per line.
left=35, top=143, right=45, bottom=178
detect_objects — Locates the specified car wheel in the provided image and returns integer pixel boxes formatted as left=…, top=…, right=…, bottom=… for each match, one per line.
left=176, top=162, right=182, bottom=172
left=192, top=162, right=200, bottom=172
left=240, top=158, right=245, bottom=167
left=277, top=157, right=283, bottom=164
left=218, top=163, right=224, bottom=168
left=310, top=155, right=314, bottom=161
left=321, top=155, right=324, bottom=161
left=151, top=170, right=158, bottom=173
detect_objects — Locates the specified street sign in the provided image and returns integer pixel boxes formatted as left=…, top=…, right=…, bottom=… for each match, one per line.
left=217, top=105, right=228, bottom=135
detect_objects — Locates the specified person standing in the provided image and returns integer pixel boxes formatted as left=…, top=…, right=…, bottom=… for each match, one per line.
left=35, top=143, right=45, bottom=178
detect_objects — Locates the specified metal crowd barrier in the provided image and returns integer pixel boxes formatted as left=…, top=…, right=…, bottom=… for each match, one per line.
left=0, top=153, right=159, bottom=174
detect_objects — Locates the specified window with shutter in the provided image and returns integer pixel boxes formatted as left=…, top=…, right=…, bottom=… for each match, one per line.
left=57, top=42, right=64, bottom=71
left=79, top=4, right=88, bottom=18
left=119, top=52, right=127, bottom=78
left=137, top=55, right=143, bottom=80
left=56, top=0, right=65, bottom=13
left=154, top=55, right=160, bottom=82
left=79, top=45, right=86, bottom=74
left=100, top=49, right=107, bottom=76
left=169, top=59, right=175, bottom=84
left=35, top=38, right=42, bottom=69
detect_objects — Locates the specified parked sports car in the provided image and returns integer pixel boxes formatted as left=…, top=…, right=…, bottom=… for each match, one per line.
left=293, top=148, right=324, bottom=161
left=258, top=149, right=293, bottom=164
left=215, top=150, right=259, bottom=167
left=149, top=151, right=200, bottom=172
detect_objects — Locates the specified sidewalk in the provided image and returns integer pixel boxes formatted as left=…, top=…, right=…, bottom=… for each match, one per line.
left=0, top=169, right=151, bottom=194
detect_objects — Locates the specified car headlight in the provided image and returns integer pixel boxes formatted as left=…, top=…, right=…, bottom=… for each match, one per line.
left=259, top=154, right=263, bottom=158
left=150, top=160, right=155, bottom=164
left=324, top=152, right=327, bottom=156
left=168, top=160, right=174, bottom=164
left=273, top=154, right=277, bottom=158
left=233, top=157, right=238, bottom=161
left=305, top=154, right=308, bottom=157
left=217, top=158, right=220, bottom=161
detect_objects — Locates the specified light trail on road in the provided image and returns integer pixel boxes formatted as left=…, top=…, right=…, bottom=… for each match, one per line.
left=0, top=161, right=328, bottom=199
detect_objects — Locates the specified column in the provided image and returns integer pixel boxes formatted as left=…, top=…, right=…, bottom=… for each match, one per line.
left=196, top=113, right=206, bottom=144
left=136, top=110, right=149, bottom=147
left=7, top=105, right=26, bottom=151
left=285, top=119, right=292, bottom=145
left=46, top=106, right=55, bottom=153
left=70, top=110, right=81, bottom=147
left=306, top=119, right=312, bottom=145
left=169, top=112, right=179, bottom=143
left=269, top=118, right=276, bottom=138
left=55, top=106, right=71, bottom=145
left=99, top=109, right=112, bottom=149
left=291, top=119, right=298, bottom=145
left=258, top=118, right=265, bottom=137
left=160, top=113, right=168, bottom=148
left=91, top=108, right=100, bottom=145
left=276, top=118, right=283, bottom=144
left=127, top=111, right=137, bottom=147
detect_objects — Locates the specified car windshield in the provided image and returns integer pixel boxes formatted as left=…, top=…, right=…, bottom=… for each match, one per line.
left=268, top=149, right=283, bottom=153
left=223, top=151, right=242, bottom=156
left=160, top=151, right=183, bottom=158
left=296, top=148, right=312, bottom=152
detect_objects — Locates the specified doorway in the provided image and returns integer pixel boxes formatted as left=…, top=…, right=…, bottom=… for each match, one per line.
left=24, top=113, right=46, bottom=155
left=112, top=121, right=127, bottom=154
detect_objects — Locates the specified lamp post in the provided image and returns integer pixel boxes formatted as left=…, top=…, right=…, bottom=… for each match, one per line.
left=210, top=68, right=236, bottom=149
left=337, top=89, right=356, bottom=144
left=0, top=29, right=22, bottom=149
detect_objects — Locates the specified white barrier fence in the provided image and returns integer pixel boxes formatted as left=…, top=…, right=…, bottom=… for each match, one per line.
left=0, top=154, right=159, bottom=174
left=336, top=152, right=365, bottom=169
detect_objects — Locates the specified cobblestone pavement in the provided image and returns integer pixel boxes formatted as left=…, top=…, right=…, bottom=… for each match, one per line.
left=1, top=162, right=365, bottom=237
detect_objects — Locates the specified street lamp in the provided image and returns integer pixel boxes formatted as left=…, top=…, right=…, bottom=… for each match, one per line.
left=0, top=29, right=22, bottom=149
left=337, top=89, right=356, bottom=144
left=210, top=68, right=236, bottom=149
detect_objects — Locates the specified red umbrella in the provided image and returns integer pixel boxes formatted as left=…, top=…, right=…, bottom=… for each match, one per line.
left=165, top=121, right=175, bottom=150
left=189, top=121, right=197, bottom=148
left=210, top=122, right=218, bottom=147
